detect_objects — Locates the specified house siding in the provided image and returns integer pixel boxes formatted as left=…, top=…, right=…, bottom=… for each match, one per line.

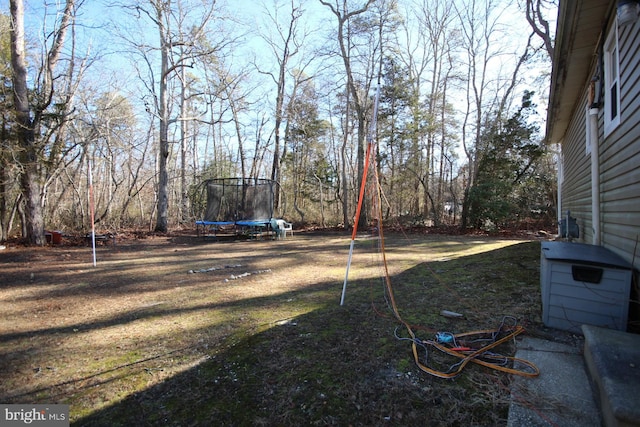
left=605, top=19, right=640, bottom=267
left=560, top=88, right=592, bottom=241
left=560, top=17, right=640, bottom=267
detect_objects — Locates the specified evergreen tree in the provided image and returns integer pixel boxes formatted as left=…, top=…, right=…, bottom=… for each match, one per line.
left=467, top=91, right=544, bottom=229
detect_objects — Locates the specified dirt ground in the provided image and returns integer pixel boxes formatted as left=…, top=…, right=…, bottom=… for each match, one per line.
left=0, top=230, right=573, bottom=426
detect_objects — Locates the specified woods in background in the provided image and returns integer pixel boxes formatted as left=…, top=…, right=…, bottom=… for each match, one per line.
left=0, top=0, right=557, bottom=243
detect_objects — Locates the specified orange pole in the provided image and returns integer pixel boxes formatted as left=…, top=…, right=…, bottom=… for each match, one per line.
left=341, top=82, right=380, bottom=305
left=350, top=142, right=374, bottom=240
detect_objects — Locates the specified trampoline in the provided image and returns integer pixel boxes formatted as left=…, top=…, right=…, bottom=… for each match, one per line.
left=196, top=178, right=275, bottom=239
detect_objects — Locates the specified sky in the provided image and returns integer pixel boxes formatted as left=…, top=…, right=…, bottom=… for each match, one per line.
left=7, top=1, right=550, bottom=96
left=4, top=0, right=556, bottom=169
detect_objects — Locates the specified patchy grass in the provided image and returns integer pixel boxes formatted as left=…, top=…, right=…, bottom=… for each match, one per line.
left=0, top=231, right=564, bottom=426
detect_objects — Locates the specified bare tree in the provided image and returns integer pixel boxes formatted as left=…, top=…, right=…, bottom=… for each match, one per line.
left=395, top=0, right=460, bottom=224
left=0, top=13, right=17, bottom=241
left=319, top=0, right=376, bottom=228
left=258, top=0, right=304, bottom=209
left=455, top=0, right=534, bottom=229
left=119, top=0, right=222, bottom=232
left=255, top=0, right=318, bottom=211
left=523, top=0, right=555, bottom=59
left=9, top=0, right=79, bottom=244
left=224, top=73, right=251, bottom=179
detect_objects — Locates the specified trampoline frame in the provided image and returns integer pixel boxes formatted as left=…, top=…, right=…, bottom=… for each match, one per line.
left=196, top=178, right=276, bottom=239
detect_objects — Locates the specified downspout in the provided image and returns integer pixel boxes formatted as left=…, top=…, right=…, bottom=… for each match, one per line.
left=589, top=81, right=601, bottom=245
left=557, top=146, right=563, bottom=237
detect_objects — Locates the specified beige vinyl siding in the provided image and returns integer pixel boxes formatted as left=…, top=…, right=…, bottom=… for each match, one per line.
left=601, top=19, right=640, bottom=267
left=560, top=16, right=640, bottom=267
left=560, top=87, right=593, bottom=242
left=547, top=0, right=639, bottom=268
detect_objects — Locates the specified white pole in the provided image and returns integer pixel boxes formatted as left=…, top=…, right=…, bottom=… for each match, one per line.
left=589, top=108, right=601, bottom=245
left=89, top=161, right=97, bottom=266
left=340, top=240, right=356, bottom=306
left=556, top=148, right=562, bottom=237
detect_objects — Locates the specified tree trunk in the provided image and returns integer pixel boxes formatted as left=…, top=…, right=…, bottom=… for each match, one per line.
left=0, top=117, right=8, bottom=241
left=155, top=3, right=170, bottom=233
left=271, top=57, right=286, bottom=209
left=341, top=95, right=350, bottom=229
left=10, top=0, right=41, bottom=244
left=180, top=58, right=189, bottom=223
left=320, top=0, right=374, bottom=229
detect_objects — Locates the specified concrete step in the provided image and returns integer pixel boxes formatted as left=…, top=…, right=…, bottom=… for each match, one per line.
left=582, top=325, right=640, bottom=427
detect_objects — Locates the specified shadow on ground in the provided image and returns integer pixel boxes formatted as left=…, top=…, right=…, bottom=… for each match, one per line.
left=74, top=241, right=549, bottom=426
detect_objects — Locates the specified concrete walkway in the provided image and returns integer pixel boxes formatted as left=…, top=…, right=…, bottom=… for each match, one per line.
left=507, top=336, right=600, bottom=426
left=508, top=327, right=640, bottom=427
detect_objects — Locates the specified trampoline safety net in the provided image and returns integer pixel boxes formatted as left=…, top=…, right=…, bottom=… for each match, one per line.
left=203, top=178, right=275, bottom=222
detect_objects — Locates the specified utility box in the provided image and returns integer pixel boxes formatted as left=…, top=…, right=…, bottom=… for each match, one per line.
left=540, top=241, right=633, bottom=333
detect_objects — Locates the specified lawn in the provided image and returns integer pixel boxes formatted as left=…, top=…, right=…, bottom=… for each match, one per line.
left=0, top=230, right=563, bottom=426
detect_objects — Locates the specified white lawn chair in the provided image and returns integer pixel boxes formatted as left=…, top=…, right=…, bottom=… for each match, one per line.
left=270, top=218, right=293, bottom=240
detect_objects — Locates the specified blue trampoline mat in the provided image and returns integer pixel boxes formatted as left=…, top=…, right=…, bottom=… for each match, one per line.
left=196, top=220, right=270, bottom=227
left=236, top=219, right=270, bottom=227
left=195, top=220, right=235, bottom=226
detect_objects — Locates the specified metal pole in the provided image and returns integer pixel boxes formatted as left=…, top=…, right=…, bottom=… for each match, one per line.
left=89, top=160, right=96, bottom=267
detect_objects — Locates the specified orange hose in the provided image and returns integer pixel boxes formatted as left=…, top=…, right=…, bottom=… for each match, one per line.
left=368, top=146, right=538, bottom=379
